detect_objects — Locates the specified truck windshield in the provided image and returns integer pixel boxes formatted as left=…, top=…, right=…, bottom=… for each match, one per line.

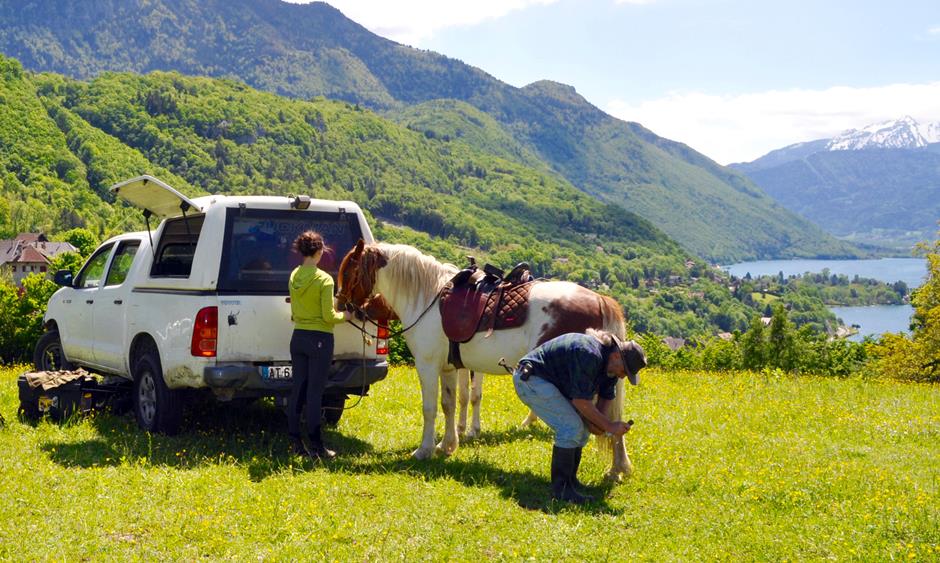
left=217, top=208, right=364, bottom=294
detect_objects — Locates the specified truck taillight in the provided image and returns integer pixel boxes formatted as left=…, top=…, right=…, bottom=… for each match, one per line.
left=191, top=307, right=218, bottom=357
left=376, top=321, right=389, bottom=356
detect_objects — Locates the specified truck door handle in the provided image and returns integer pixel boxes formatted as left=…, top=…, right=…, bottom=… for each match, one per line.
left=113, top=299, right=123, bottom=305
left=85, top=299, right=94, bottom=304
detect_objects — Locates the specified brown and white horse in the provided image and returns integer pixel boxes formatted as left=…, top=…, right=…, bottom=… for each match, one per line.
left=338, top=241, right=634, bottom=481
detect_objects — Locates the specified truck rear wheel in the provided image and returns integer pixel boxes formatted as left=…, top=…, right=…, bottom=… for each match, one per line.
left=33, top=330, right=75, bottom=372
left=133, top=347, right=183, bottom=435
left=321, top=393, right=347, bottom=427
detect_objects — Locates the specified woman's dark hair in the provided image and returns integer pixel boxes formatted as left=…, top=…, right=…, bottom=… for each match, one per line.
left=293, top=231, right=327, bottom=257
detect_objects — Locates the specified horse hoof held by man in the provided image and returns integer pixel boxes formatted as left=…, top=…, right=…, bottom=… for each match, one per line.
left=512, top=330, right=646, bottom=504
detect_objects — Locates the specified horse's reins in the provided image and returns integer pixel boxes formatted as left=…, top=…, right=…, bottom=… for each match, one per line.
left=342, top=288, right=444, bottom=339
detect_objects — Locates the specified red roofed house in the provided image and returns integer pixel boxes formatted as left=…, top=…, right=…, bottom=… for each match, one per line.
left=0, top=233, right=78, bottom=285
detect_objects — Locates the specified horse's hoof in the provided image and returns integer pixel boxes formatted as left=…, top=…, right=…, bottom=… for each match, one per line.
left=520, top=414, right=538, bottom=428
left=435, top=441, right=458, bottom=456
left=412, top=447, right=435, bottom=460
left=465, top=427, right=480, bottom=439
left=457, top=425, right=467, bottom=436
left=604, top=472, right=624, bottom=484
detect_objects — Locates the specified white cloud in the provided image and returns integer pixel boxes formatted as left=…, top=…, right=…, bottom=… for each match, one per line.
left=606, top=82, right=940, bottom=164
left=285, top=0, right=558, bottom=46
left=929, top=25, right=940, bottom=35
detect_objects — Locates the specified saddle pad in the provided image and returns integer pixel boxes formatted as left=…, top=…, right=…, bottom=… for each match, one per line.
left=480, top=282, right=532, bottom=333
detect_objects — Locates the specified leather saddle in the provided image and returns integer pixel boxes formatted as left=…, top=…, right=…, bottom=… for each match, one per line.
left=440, top=258, right=535, bottom=344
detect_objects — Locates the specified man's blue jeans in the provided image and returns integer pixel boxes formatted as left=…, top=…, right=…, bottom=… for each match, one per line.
left=513, top=368, right=591, bottom=448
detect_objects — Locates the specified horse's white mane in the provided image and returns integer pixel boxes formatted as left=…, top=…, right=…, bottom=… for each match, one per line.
left=375, top=243, right=458, bottom=304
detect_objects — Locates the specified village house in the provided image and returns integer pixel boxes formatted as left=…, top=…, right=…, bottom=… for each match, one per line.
left=0, top=233, right=77, bottom=285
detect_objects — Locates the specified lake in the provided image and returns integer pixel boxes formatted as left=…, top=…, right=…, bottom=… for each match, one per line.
left=724, top=258, right=928, bottom=288
left=830, top=305, right=914, bottom=341
left=725, top=258, right=928, bottom=339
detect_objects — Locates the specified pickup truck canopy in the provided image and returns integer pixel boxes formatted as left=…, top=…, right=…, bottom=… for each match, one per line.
left=110, top=176, right=202, bottom=219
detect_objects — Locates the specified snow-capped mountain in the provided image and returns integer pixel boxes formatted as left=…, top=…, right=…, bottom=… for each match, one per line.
left=731, top=115, right=940, bottom=249
left=826, top=116, right=940, bottom=151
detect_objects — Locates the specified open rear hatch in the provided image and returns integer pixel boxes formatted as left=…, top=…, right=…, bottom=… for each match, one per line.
left=110, top=175, right=202, bottom=219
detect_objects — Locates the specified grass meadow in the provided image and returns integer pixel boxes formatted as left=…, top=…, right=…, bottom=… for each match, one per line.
left=1, top=364, right=939, bottom=560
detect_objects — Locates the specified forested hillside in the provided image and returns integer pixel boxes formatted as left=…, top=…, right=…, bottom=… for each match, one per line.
left=4, top=55, right=754, bottom=335
left=0, top=0, right=860, bottom=262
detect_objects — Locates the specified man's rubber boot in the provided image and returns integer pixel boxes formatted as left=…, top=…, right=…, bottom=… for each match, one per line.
left=551, top=446, right=590, bottom=504
left=308, top=425, right=336, bottom=461
left=569, top=447, right=594, bottom=501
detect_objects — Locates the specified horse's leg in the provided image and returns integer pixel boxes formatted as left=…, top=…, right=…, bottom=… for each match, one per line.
left=457, top=369, right=470, bottom=436
left=603, top=435, right=633, bottom=482
left=520, top=410, right=539, bottom=428
left=602, top=379, right=633, bottom=481
left=467, top=370, right=482, bottom=439
left=412, top=361, right=440, bottom=460
left=437, top=367, right=460, bottom=455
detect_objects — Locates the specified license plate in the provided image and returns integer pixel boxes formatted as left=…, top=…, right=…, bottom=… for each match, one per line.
left=261, top=365, right=292, bottom=380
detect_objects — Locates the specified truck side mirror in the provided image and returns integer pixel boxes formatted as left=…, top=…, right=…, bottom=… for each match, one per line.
left=53, top=270, right=74, bottom=287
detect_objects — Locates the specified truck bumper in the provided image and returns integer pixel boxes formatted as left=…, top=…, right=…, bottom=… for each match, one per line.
left=203, top=359, right=389, bottom=395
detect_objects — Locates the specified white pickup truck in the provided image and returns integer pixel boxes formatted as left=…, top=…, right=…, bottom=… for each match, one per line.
left=35, top=176, right=389, bottom=434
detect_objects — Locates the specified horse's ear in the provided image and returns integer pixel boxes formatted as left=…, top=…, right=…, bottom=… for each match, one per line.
left=353, top=239, right=365, bottom=256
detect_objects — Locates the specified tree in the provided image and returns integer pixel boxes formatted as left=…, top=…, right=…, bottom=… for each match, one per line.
left=49, top=251, right=85, bottom=276
left=868, top=229, right=940, bottom=381
left=767, top=303, right=797, bottom=371
left=741, top=315, right=767, bottom=370
left=57, top=228, right=98, bottom=257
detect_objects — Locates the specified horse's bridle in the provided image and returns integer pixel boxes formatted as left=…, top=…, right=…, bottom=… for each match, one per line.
left=337, top=254, right=442, bottom=338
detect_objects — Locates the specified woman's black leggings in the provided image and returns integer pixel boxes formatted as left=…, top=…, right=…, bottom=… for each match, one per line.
left=288, top=329, right=334, bottom=438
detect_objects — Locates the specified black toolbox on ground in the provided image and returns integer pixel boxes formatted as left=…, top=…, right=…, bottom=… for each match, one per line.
left=17, top=372, right=132, bottom=421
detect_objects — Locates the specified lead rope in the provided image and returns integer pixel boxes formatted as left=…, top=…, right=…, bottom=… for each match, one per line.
left=321, top=317, right=369, bottom=415
left=327, top=291, right=442, bottom=414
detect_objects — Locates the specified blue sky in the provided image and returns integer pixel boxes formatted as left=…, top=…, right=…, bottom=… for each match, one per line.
left=299, top=0, right=940, bottom=163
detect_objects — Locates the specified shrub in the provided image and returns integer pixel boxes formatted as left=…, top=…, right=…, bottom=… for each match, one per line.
left=387, top=320, right=414, bottom=366
left=0, top=272, right=58, bottom=363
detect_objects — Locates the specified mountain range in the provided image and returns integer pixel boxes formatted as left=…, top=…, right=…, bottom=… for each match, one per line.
left=0, top=0, right=859, bottom=263
left=734, top=116, right=940, bottom=248
left=5, top=52, right=785, bottom=336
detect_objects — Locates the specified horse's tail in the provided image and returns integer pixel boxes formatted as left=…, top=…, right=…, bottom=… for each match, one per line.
left=597, top=295, right=627, bottom=462
left=599, top=294, right=626, bottom=339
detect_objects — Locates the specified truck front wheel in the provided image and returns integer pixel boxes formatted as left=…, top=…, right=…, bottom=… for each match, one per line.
left=33, top=330, right=75, bottom=372
left=133, top=348, right=183, bottom=435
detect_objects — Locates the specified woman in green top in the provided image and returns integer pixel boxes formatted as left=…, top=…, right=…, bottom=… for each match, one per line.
left=288, top=230, right=351, bottom=460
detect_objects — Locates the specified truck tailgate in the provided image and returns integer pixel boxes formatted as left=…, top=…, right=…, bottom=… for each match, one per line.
left=217, top=296, right=373, bottom=361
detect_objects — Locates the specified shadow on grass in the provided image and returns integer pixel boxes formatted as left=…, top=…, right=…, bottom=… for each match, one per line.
left=329, top=452, right=622, bottom=514
left=39, top=400, right=373, bottom=480
left=460, top=424, right=555, bottom=446
left=38, top=401, right=622, bottom=514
